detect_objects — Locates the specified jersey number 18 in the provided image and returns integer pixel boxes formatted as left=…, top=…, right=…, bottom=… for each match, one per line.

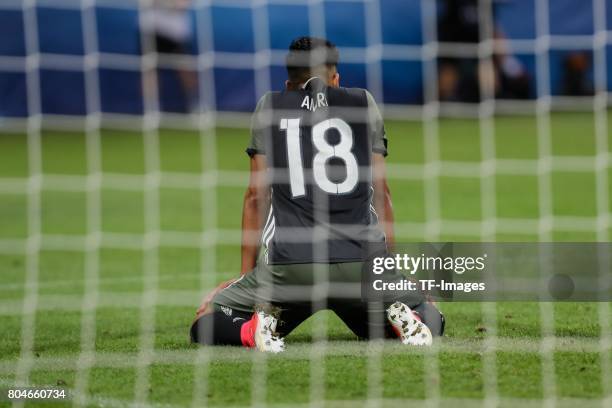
left=280, top=118, right=359, bottom=198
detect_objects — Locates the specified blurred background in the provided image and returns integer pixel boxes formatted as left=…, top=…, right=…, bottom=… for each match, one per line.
left=0, top=0, right=609, bottom=117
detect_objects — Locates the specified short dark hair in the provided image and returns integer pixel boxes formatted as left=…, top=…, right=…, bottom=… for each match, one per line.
left=285, top=37, right=339, bottom=83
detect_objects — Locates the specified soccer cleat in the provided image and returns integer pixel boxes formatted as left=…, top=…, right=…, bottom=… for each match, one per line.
left=241, top=304, right=285, bottom=353
left=386, top=301, right=433, bottom=346
left=253, top=309, right=285, bottom=353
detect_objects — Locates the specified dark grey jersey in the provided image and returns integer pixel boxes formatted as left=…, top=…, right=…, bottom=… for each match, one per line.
left=247, top=78, right=388, bottom=264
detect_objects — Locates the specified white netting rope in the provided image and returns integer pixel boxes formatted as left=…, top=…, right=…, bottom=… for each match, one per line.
left=14, top=0, right=42, bottom=396
left=475, top=1, right=499, bottom=407
left=419, top=1, right=442, bottom=407
left=132, top=0, right=162, bottom=404
left=364, top=0, right=384, bottom=406
left=593, top=0, right=612, bottom=404
left=190, top=2, right=217, bottom=407
left=72, top=0, right=102, bottom=406
left=304, top=3, right=328, bottom=408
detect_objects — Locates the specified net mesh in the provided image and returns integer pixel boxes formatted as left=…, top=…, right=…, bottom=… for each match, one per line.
left=0, top=0, right=610, bottom=406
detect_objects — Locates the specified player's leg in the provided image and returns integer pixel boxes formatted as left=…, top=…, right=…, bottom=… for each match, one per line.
left=412, top=301, right=445, bottom=337
left=331, top=261, right=444, bottom=343
left=190, top=303, right=310, bottom=351
left=330, top=300, right=394, bottom=339
left=190, top=271, right=255, bottom=346
left=378, top=272, right=445, bottom=344
left=328, top=261, right=395, bottom=339
left=190, top=263, right=314, bottom=350
left=332, top=299, right=444, bottom=343
left=190, top=307, right=252, bottom=346
left=385, top=301, right=437, bottom=346
left=251, top=262, right=327, bottom=337
left=191, top=304, right=284, bottom=353
left=373, top=262, right=445, bottom=343
left=190, top=270, right=284, bottom=352
left=274, top=302, right=315, bottom=337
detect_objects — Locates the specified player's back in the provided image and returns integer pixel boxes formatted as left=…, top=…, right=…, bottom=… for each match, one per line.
left=247, top=77, right=387, bottom=264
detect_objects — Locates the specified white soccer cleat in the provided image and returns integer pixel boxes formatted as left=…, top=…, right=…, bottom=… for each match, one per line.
left=386, top=301, right=433, bottom=346
left=253, top=307, right=285, bottom=353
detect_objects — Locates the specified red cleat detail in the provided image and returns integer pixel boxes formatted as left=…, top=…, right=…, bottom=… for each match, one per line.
left=240, top=313, right=258, bottom=348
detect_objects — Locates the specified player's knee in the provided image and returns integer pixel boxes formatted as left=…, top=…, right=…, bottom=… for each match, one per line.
left=414, top=302, right=445, bottom=337
left=190, top=312, right=215, bottom=345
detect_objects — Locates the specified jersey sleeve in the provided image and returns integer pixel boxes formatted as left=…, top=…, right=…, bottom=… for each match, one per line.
left=246, top=93, right=271, bottom=157
left=365, top=90, right=388, bottom=157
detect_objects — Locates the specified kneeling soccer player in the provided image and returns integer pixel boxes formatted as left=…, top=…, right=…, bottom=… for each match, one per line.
left=190, top=37, right=444, bottom=352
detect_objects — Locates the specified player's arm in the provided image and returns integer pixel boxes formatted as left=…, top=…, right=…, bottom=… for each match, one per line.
left=240, top=154, right=270, bottom=275
left=367, top=90, right=394, bottom=247
left=372, top=153, right=395, bottom=247
left=240, top=93, right=271, bottom=274
left=195, top=159, right=268, bottom=315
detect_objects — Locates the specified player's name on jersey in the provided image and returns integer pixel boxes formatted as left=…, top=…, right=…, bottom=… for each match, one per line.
left=300, top=92, right=328, bottom=112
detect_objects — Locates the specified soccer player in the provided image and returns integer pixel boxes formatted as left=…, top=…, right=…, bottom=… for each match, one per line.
left=190, top=37, right=444, bottom=352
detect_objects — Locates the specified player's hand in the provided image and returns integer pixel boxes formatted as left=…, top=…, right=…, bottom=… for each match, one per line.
left=195, top=279, right=237, bottom=318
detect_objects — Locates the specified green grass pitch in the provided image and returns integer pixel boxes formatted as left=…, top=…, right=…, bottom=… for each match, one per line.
left=0, top=112, right=611, bottom=406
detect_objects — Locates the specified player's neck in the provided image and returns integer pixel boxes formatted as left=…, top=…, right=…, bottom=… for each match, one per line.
left=286, top=76, right=328, bottom=91
left=300, top=77, right=323, bottom=89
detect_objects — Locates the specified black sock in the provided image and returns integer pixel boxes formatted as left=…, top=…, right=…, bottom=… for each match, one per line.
left=412, top=302, right=445, bottom=336
left=190, top=310, right=252, bottom=346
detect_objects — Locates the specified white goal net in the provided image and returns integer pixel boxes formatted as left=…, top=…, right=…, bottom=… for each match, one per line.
left=0, top=0, right=610, bottom=406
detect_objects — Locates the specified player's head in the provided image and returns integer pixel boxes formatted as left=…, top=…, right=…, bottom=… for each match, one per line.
left=285, top=36, right=340, bottom=90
